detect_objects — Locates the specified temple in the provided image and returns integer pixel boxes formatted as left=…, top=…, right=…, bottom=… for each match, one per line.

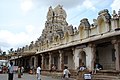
left=8, top=5, right=120, bottom=79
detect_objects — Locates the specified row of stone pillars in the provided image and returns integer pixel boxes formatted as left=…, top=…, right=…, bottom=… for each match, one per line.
left=40, top=50, right=64, bottom=70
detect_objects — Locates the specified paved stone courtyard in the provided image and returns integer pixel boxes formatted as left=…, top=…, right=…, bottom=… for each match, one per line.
left=0, top=73, right=62, bottom=80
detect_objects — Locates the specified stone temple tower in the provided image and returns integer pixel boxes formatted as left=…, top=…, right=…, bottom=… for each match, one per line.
left=41, top=5, right=68, bottom=43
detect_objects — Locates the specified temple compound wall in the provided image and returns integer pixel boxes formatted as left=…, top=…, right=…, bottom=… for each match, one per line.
left=9, top=5, right=120, bottom=73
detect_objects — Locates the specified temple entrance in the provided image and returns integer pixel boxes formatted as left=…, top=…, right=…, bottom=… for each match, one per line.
left=53, top=54, right=59, bottom=69
left=53, top=57, right=58, bottom=68
left=32, top=57, right=34, bottom=67
left=96, top=42, right=115, bottom=70
left=30, top=56, right=37, bottom=69
left=79, top=50, right=86, bottom=66
left=38, top=55, right=42, bottom=67
left=45, top=54, right=49, bottom=69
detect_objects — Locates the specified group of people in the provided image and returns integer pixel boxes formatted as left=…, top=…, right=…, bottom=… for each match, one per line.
left=7, top=61, right=41, bottom=80
left=7, top=61, right=71, bottom=80
left=76, top=62, right=103, bottom=80
left=7, top=61, right=103, bottom=80
left=92, top=63, right=103, bottom=74
left=7, top=61, right=24, bottom=80
left=0, top=65, right=8, bottom=74
left=36, top=65, right=71, bottom=80
left=77, top=62, right=103, bottom=74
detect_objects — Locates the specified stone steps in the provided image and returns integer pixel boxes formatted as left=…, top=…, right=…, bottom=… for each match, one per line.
left=41, top=70, right=120, bottom=80
left=92, top=74, right=120, bottom=80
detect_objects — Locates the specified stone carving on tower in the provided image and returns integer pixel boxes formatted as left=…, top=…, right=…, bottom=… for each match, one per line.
left=40, top=5, right=68, bottom=46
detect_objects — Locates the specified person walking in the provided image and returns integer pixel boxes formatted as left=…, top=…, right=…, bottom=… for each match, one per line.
left=18, top=66, right=21, bottom=78
left=8, top=61, right=14, bottom=80
left=36, top=65, right=41, bottom=80
left=63, top=66, right=71, bottom=80
left=21, top=66, right=24, bottom=75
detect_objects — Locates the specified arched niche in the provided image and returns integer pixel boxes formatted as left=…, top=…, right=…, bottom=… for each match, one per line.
left=30, top=56, right=36, bottom=68
left=79, top=26, right=84, bottom=39
left=78, top=50, right=86, bottom=66
left=97, top=17, right=105, bottom=34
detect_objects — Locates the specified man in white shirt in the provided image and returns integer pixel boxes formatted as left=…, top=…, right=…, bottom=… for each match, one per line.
left=63, top=66, right=71, bottom=80
left=36, top=65, right=41, bottom=80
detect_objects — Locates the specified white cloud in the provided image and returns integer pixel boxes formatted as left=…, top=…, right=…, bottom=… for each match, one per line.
left=25, top=25, right=34, bottom=33
left=36, top=0, right=96, bottom=10
left=0, top=30, right=28, bottom=48
left=36, top=0, right=84, bottom=9
left=111, top=0, right=120, bottom=12
left=82, top=0, right=96, bottom=10
left=21, top=0, right=33, bottom=14
left=0, top=25, right=40, bottom=52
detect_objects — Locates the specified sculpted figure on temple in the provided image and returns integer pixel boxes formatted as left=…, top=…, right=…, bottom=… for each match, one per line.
left=53, top=32, right=61, bottom=42
left=118, top=9, right=120, bottom=17
left=105, top=12, right=111, bottom=23
left=92, top=19, right=97, bottom=27
left=47, top=6, right=54, bottom=21
left=47, top=34, right=53, bottom=43
left=54, top=5, right=67, bottom=20
left=79, top=18, right=90, bottom=29
left=17, top=48, right=20, bottom=52
left=24, top=45, right=29, bottom=51
left=74, top=27, right=78, bottom=35
left=35, top=41, right=39, bottom=47
left=112, top=10, right=118, bottom=19
left=67, top=25, right=74, bottom=36
left=29, top=41, right=34, bottom=50
left=22, top=47, right=25, bottom=51
left=98, top=9, right=111, bottom=23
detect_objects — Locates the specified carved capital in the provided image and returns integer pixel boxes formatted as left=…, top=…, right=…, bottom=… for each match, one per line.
left=40, top=54, right=44, bottom=57
left=72, top=47, right=75, bottom=51
left=88, top=43, right=96, bottom=48
left=111, top=39, right=118, bottom=44
left=48, top=52, right=52, bottom=55
left=59, top=50, right=63, bottom=54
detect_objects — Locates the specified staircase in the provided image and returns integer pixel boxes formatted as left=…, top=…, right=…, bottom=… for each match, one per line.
left=92, top=70, right=120, bottom=80
left=92, top=74, right=120, bottom=80
left=41, top=70, right=120, bottom=80
left=70, top=70, right=120, bottom=80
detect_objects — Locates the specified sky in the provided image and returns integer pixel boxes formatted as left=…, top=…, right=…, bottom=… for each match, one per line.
left=0, top=0, right=120, bottom=53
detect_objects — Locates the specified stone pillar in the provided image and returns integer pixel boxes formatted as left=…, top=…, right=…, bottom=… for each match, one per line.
left=112, top=39, right=120, bottom=70
left=49, top=52, right=52, bottom=70
left=41, top=54, right=45, bottom=69
left=72, top=47, right=75, bottom=69
left=74, top=48, right=80, bottom=69
left=90, top=44, right=96, bottom=71
left=59, top=50, right=64, bottom=70
left=36, top=56, right=38, bottom=68
left=14, top=59, right=16, bottom=66
left=18, top=59, right=20, bottom=66
left=34, top=56, right=37, bottom=68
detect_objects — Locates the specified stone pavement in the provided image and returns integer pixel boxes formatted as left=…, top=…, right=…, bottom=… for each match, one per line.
left=0, top=73, right=62, bottom=80
left=0, top=73, right=75, bottom=80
